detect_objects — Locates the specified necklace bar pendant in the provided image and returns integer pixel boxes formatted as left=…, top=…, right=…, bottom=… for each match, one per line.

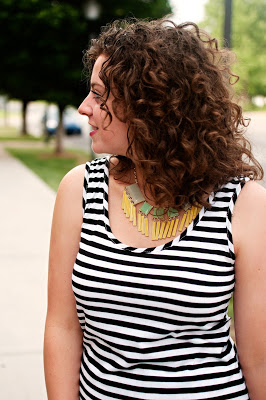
left=155, top=220, right=161, bottom=240
left=137, top=212, right=142, bottom=231
left=122, top=189, right=126, bottom=210
left=172, top=218, right=179, bottom=236
left=126, top=183, right=145, bottom=205
left=139, top=202, right=153, bottom=216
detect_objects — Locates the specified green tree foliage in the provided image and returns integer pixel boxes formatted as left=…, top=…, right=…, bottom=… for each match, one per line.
left=0, top=0, right=172, bottom=147
left=82, top=0, right=172, bottom=46
left=201, top=0, right=266, bottom=97
left=0, top=0, right=88, bottom=141
left=100, top=0, right=171, bottom=20
left=0, top=0, right=88, bottom=108
left=0, top=0, right=172, bottom=106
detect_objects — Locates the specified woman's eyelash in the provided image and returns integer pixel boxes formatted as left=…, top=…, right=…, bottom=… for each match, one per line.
left=90, top=89, right=106, bottom=109
left=91, top=89, right=101, bottom=97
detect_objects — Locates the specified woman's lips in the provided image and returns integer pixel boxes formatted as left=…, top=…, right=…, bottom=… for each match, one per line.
left=90, top=129, right=97, bottom=137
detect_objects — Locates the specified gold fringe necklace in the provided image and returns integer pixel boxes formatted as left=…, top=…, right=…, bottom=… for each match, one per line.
left=121, top=170, right=201, bottom=241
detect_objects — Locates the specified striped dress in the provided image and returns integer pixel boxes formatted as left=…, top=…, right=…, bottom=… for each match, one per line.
left=72, top=157, right=249, bottom=400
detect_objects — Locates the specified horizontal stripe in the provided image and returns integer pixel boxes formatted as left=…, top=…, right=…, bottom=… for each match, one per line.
left=73, top=157, right=249, bottom=399
left=72, top=280, right=233, bottom=309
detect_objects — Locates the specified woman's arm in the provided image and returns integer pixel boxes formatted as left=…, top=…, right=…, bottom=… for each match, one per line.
left=232, top=181, right=266, bottom=399
left=44, top=164, right=85, bottom=400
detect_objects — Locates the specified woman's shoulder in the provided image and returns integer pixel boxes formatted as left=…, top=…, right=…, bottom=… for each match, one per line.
left=232, top=180, right=266, bottom=254
left=53, top=164, right=85, bottom=222
left=58, top=163, right=86, bottom=194
left=234, top=180, right=266, bottom=210
left=51, top=164, right=87, bottom=247
left=234, top=180, right=266, bottom=230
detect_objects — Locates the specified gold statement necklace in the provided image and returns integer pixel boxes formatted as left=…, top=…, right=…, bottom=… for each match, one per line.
left=121, top=169, right=202, bottom=241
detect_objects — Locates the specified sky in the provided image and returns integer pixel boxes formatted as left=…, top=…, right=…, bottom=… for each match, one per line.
left=169, top=0, right=209, bottom=24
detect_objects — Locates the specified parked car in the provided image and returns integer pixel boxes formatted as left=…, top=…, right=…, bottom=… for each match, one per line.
left=43, top=105, right=82, bottom=136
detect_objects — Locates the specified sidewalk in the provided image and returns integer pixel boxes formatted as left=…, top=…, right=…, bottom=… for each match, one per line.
left=0, top=143, right=55, bottom=400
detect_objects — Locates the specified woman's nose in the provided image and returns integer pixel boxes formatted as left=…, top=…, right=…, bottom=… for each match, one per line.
left=78, top=95, right=92, bottom=117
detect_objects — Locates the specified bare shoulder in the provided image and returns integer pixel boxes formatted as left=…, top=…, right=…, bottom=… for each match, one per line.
left=236, top=179, right=266, bottom=203
left=233, top=180, right=266, bottom=256
left=57, top=163, right=86, bottom=198
left=233, top=180, right=266, bottom=222
left=52, top=164, right=86, bottom=234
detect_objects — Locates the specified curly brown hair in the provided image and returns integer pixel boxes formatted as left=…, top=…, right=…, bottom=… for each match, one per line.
left=83, top=18, right=263, bottom=209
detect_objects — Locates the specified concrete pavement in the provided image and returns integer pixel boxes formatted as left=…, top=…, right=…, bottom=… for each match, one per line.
left=244, top=111, right=266, bottom=183
left=0, top=144, right=55, bottom=400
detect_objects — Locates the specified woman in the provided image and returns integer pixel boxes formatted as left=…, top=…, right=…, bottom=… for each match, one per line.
left=44, top=18, right=266, bottom=399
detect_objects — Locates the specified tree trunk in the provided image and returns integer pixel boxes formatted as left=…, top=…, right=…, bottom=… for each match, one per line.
left=2, top=96, right=8, bottom=127
left=55, top=105, right=64, bottom=154
left=224, top=0, right=232, bottom=48
left=21, top=99, right=29, bottom=135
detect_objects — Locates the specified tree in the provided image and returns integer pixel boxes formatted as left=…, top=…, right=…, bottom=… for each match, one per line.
left=201, top=0, right=266, bottom=98
left=0, top=0, right=88, bottom=147
left=0, top=0, right=172, bottom=151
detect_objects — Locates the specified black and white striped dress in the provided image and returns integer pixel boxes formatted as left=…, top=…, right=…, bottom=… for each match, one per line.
left=72, top=157, right=249, bottom=400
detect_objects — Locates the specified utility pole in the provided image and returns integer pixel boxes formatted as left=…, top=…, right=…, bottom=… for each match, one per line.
left=224, top=0, right=232, bottom=48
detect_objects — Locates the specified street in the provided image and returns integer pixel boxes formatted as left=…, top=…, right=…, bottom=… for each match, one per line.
left=244, top=111, right=266, bottom=186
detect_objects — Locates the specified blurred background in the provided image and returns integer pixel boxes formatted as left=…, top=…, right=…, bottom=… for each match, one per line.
left=0, top=1, right=265, bottom=399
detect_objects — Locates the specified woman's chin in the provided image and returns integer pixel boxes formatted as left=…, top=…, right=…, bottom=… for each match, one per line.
left=91, top=143, right=109, bottom=156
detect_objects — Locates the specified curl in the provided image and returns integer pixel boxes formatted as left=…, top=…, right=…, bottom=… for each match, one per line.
left=83, top=18, right=263, bottom=209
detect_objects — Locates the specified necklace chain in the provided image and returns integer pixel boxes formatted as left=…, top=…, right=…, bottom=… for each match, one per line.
left=133, top=168, right=138, bottom=184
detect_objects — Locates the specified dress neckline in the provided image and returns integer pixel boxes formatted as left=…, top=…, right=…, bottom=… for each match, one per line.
left=102, top=157, right=215, bottom=253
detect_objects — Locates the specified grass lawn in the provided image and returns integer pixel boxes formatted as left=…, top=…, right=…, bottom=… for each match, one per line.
left=6, top=147, right=91, bottom=191
left=0, top=125, right=41, bottom=141
left=242, top=102, right=266, bottom=112
left=228, top=298, right=234, bottom=331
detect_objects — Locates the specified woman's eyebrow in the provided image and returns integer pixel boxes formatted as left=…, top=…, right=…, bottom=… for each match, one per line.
left=91, top=82, right=104, bottom=90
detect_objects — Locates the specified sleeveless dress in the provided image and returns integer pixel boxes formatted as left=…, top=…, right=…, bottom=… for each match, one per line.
left=72, top=157, right=250, bottom=400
